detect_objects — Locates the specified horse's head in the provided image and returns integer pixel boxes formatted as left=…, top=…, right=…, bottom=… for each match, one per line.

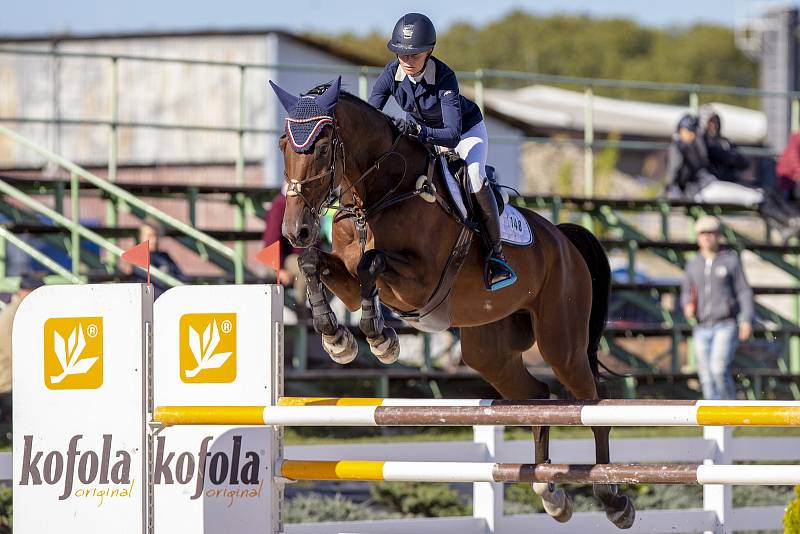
left=269, top=77, right=342, bottom=247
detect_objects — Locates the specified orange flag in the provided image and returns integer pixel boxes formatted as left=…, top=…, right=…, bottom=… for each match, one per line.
left=122, top=241, right=151, bottom=285
left=256, top=241, right=282, bottom=285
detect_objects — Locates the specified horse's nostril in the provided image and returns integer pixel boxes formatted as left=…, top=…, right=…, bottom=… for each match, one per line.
left=298, top=227, right=310, bottom=242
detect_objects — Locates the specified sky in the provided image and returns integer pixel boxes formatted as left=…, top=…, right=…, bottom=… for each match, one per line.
left=2, top=0, right=795, bottom=37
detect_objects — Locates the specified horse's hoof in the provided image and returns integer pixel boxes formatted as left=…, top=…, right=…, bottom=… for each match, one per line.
left=606, top=495, right=635, bottom=530
left=368, top=328, right=400, bottom=364
left=532, top=483, right=573, bottom=523
left=322, top=326, right=358, bottom=364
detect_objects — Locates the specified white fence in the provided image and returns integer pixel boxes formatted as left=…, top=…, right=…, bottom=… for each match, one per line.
left=273, top=426, right=796, bottom=534
left=2, top=427, right=796, bottom=533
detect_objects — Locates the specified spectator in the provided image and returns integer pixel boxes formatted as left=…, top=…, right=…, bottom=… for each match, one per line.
left=666, top=113, right=800, bottom=241
left=700, top=106, right=749, bottom=184
left=776, top=132, right=800, bottom=200
left=133, top=217, right=185, bottom=297
left=0, top=273, right=45, bottom=423
left=263, top=190, right=308, bottom=319
left=680, top=216, right=753, bottom=400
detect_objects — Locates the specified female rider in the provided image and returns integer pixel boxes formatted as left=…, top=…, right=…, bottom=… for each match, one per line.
left=368, top=12, right=516, bottom=291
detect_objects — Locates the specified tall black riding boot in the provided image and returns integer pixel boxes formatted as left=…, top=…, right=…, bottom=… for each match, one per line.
left=474, top=183, right=517, bottom=290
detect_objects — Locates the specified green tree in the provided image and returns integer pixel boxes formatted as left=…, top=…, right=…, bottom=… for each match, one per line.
left=311, top=12, right=758, bottom=107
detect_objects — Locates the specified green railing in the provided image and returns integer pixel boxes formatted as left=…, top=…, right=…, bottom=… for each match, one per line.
left=0, top=225, right=83, bottom=285
left=0, top=123, right=242, bottom=285
left=0, top=45, right=797, bottom=196
left=2, top=46, right=800, bottom=386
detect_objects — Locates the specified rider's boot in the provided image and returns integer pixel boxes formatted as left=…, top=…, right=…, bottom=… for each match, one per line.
left=474, top=183, right=517, bottom=291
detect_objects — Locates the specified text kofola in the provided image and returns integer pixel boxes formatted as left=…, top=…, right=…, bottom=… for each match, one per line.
left=19, top=434, right=263, bottom=501
left=153, top=435, right=261, bottom=499
left=19, top=435, right=132, bottom=500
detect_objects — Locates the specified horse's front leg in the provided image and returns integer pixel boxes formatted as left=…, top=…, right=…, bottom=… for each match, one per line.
left=298, top=247, right=358, bottom=364
left=356, top=249, right=400, bottom=364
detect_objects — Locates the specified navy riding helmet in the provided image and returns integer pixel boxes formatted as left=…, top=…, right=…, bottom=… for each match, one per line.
left=387, top=13, right=437, bottom=55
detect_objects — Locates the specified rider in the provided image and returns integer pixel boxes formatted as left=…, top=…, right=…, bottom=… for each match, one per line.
left=368, top=12, right=516, bottom=291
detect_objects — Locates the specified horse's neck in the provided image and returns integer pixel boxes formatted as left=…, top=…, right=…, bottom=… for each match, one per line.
left=344, top=137, right=429, bottom=208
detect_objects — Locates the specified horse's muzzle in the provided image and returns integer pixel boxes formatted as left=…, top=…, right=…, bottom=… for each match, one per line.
left=283, top=220, right=319, bottom=248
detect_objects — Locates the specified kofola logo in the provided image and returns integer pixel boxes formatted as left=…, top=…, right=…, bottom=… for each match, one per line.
left=153, top=435, right=263, bottom=502
left=44, top=317, right=103, bottom=389
left=18, top=435, right=133, bottom=504
left=180, top=313, right=236, bottom=383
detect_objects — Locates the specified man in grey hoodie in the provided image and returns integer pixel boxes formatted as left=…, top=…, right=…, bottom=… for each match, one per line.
left=681, top=216, right=753, bottom=399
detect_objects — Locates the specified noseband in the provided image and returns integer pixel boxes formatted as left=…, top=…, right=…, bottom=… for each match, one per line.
left=283, top=118, right=343, bottom=219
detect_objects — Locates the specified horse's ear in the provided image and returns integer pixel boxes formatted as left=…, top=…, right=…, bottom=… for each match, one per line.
left=316, top=76, right=341, bottom=113
left=269, top=80, right=299, bottom=113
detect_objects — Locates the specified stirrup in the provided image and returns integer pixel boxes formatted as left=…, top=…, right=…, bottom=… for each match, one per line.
left=484, top=256, right=517, bottom=291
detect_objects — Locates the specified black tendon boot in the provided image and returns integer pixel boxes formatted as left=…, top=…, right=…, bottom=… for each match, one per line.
left=474, top=183, right=517, bottom=290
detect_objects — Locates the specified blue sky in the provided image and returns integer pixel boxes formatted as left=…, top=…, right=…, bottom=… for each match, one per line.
left=1, top=0, right=788, bottom=36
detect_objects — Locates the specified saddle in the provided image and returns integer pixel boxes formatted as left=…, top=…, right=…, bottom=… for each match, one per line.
left=394, top=152, right=530, bottom=332
left=438, top=151, right=506, bottom=221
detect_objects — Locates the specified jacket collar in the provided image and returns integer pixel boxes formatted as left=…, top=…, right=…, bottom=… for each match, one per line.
left=394, top=58, right=436, bottom=84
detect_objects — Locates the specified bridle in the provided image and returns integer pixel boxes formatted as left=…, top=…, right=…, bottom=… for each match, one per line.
left=283, top=116, right=410, bottom=248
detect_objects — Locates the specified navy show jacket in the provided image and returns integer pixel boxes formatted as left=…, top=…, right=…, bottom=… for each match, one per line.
left=368, top=56, right=483, bottom=148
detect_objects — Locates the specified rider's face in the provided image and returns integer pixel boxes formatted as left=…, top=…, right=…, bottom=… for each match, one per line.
left=398, top=52, right=428, bottom=77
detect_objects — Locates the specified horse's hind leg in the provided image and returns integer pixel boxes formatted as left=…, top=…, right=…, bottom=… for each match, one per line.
left=591, top=383, right=635, bottom=529
left=298, top=247, right=358, bottom=364
left=534, top=309, right=635, bottom=529
left=459, top=317, right=572, bottom=523
left=356, top=249, right=400, bottom=364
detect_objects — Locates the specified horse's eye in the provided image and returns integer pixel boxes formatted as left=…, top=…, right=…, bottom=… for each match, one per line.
left=318, top=145, right=329, bottom=156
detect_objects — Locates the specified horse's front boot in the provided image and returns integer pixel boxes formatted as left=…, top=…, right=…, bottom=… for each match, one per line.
left=360, top=291, right=399, bottom=364
left=321, top=325, right=358, bottom=365
left=299, top=248, right=358, bottom=364
left=357, top=250, right=400, bottom=364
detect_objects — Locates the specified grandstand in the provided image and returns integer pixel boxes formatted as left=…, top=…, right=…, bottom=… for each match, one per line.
left=1, top=29, right=799, bottom=400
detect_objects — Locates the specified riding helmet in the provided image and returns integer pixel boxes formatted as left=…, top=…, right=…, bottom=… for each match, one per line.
left=387, top=13, right=437, bottom=55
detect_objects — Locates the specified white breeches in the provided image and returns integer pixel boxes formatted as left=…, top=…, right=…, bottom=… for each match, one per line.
left=453, top=120, right=489, bottom=193
left=694, top=180, right=763, bottom=206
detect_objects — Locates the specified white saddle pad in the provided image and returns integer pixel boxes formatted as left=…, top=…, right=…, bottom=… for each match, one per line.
left=440, top=158, right=533, bottom=246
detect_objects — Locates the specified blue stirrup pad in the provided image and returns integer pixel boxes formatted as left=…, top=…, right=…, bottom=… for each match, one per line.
left=487, top=257, right=517, bottom=291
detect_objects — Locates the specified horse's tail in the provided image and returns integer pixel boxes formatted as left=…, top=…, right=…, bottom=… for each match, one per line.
left=556, top=223, right=611, bottom=380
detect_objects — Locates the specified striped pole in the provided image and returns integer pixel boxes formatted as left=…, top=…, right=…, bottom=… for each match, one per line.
left=153, top=399, right=800, bottom=427
left=278, top=460, right=800, bottom=486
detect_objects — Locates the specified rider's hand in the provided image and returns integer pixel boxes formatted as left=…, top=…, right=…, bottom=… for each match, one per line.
left=391, top=117, right=422, bottom=138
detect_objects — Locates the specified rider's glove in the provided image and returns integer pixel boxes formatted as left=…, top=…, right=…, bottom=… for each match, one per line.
left=392, top=117, right=425, bottom=141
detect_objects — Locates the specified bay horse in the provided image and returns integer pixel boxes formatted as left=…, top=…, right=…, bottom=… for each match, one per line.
left=269, top=77, right=635, bottom=529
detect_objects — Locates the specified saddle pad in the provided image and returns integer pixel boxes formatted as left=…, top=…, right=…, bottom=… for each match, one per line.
left=439, top=156, right=533, bottom=246
left=499, top=205, right=533, bottom=246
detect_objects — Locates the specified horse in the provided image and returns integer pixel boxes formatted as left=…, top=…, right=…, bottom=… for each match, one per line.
left=269, top=76, right=635, bottom=529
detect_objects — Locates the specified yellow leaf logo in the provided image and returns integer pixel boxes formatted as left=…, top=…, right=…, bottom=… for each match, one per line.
left=179, top=313, right=236, bottom=383
left=44, top=317, right=103, bottom=389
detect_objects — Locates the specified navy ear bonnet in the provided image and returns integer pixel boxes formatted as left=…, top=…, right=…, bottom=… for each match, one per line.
left=269, top=77, right=341, bottom=153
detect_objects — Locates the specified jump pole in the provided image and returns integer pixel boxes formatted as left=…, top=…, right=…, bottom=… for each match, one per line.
left=153, top=400, right=800, bottom=427
left=12, top=283, right=800, bottom=534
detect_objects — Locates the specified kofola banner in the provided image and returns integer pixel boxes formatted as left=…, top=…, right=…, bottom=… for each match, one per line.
left=153, top=285, right=281, bottom=533
left=13, top=284, right=152, bottom=533
left=14, top=284, right=283, bottom=534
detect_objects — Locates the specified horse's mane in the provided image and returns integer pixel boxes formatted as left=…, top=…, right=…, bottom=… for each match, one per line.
left=303, top=82, right=397, bottom=134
